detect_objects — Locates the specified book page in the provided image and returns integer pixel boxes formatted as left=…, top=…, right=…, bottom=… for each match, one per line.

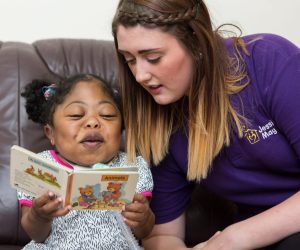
left=10, top=145, right=69, bottom=198
left=89, top=162, right=139, bottom=172
left=66, top=170, right=138, bottom=211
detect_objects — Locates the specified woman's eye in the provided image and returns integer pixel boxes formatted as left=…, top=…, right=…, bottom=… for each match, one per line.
left=125, top=58, right=135, bottom=65
left=147, top=57, right=161, bottom=64
left=123, top=55, right=136, bottom=65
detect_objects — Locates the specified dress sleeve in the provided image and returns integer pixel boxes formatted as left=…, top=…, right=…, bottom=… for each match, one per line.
left=18, top=191, right=33, bottom=207
left=135, top=156, right=153, bottom=197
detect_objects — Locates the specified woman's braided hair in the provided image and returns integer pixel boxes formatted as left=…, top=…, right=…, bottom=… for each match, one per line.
left=117, top=1, right=200, bottom=25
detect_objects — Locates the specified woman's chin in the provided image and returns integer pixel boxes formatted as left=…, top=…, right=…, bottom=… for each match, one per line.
left=153, top=96, right=178, bottom=105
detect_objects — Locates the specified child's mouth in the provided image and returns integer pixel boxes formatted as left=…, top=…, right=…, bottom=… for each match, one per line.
left=80, top=134, right=104, bottom=148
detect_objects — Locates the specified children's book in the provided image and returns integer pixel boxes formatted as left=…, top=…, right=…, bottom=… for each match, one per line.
left=10, top=145, right=138, bottom=211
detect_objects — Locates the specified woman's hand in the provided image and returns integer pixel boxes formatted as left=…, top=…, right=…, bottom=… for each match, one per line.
left=121, top=193, right=154, bottom=239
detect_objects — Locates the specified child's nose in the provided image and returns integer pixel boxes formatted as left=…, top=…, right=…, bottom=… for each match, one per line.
left=85, top=116, right=100, bottom=128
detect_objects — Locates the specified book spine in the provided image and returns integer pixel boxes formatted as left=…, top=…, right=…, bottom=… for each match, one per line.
left=64, top=174, right=74, bottom=206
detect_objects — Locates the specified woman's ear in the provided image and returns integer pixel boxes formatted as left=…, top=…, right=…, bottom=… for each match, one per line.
left=44, top=124, right=55, bottom=145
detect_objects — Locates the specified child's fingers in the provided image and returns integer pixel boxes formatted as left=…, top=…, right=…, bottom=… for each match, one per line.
left=132, top=193, right=147, bottom=203
left=32, top=192, right=67, bottom=219
left=123, top=217, right=139, bottom=228
left=123, top=208, right=153, bottom=229
left=33, top=191, right=56, bottom=208
left=124, top=201, right=145, bottom=213
left=52, top=205, right=72, bottom=217
left=121, top=194, right=151, bottom=228
left=121, top=209, right=142, bottom=228
left=126, top=194, right=149, bottom=213
left=122, top=206, right=151, bottom=228
left=122, top=210, right=141, bottom=221
left=40, top=201, right=71, bottom=220
left=41, top=196, right=64, bottom=213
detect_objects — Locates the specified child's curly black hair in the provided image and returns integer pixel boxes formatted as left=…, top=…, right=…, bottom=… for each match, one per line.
left=21, top=74, right=122, bottom=126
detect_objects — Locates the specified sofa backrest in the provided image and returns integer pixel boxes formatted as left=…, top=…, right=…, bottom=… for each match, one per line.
left=0, top=39, right=118, bottom=245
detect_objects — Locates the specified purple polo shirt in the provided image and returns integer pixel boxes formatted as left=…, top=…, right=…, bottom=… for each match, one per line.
left=150, top=34, right=300, bottom=224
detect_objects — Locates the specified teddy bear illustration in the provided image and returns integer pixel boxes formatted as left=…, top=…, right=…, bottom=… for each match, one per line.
left=78, top=185, right=97, bottom=207
left=102, top=182, right=123, bottom=207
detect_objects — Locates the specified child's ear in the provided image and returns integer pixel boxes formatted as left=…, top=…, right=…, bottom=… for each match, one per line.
left=44, top=124, right=55, bottom=145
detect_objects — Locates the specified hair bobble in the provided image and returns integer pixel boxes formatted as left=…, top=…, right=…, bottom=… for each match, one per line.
left=42, top=83, right=57, bottom=100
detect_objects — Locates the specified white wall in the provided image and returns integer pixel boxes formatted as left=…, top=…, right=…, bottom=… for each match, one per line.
left=0, top=0, right=299, bottom=46
left=0, top=0, right=119, bottom=42
left=206, top=0, right=300, bottom=46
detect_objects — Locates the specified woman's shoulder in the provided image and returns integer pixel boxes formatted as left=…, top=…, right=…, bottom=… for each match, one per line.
left=243, top=33, right=299, bottom=58
left=225, top=33, right=299, bottom=59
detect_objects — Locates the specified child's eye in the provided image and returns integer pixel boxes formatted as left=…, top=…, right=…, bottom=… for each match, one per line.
left=68, top=114, right=83, bottom=120
left=101, top=115, right=117, bottom=120
left=100, top=114, right=117, bottom=120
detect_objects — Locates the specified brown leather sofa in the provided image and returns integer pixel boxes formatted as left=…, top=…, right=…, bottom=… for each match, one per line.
left=0, top=38, right=234, bottom=249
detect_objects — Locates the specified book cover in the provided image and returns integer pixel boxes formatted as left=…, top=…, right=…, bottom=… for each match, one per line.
left=10, top=145, right=138, bottom=211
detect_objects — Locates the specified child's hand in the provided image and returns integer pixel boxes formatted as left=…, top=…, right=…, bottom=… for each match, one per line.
left=30, top=191, right=71, bottom=223
left=21, top=191, right=71, bottom=242
left=121, top=193, right=154, bottom=239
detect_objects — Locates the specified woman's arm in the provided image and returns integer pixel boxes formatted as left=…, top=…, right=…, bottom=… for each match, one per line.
left=142, top=213, right=190, bottom=250
left=196, top=191, right=300, bottom=250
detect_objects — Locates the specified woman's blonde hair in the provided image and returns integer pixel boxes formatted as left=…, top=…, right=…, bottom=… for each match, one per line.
left=112, top=0, right=248, bottom=181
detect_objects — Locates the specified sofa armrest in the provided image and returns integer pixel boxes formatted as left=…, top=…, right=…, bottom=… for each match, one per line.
left=0, top=167, right=30, bottom=245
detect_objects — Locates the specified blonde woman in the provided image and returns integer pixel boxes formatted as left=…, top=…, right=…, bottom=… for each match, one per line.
left=112, top=0, right=300, bottom=249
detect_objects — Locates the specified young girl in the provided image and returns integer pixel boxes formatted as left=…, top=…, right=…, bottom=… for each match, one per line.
left=18, top=74, right=154, bottom=250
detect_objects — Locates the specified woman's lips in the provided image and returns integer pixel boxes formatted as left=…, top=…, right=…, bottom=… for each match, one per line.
left=148, top=85, right=162, bottom=95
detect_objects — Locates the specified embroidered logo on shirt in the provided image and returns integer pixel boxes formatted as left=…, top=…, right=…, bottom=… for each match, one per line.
left=242, top=126, right=260, bottom=144
left=243, top=120, right=278, bottom=144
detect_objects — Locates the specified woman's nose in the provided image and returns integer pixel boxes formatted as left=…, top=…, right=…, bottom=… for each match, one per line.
left=85, top=116, right=100, bottom=128
left=134, top=62, right=151, bottom=84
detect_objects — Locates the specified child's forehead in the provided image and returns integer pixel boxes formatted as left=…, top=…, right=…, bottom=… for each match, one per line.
left=69, top=80, right=111, bottom=97
left=62, top=80, right=119, bottom=108
left=72, top=79, right=106, bottom=90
